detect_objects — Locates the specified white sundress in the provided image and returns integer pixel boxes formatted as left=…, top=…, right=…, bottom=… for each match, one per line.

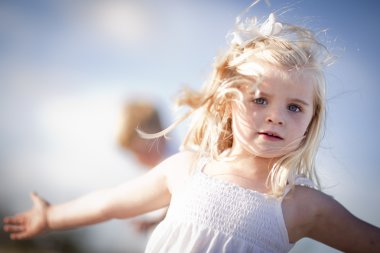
left=145, top=159, right=315, bottom=253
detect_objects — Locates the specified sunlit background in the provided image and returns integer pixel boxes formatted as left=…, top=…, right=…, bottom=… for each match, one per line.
left=1, top=0, right=379, bottom=252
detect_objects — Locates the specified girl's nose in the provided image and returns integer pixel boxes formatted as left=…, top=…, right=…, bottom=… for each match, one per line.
left=266, top=108, right=284, bottom=125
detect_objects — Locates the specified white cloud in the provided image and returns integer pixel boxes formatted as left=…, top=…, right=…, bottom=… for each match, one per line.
left=88, top=1, right=155, bottom=48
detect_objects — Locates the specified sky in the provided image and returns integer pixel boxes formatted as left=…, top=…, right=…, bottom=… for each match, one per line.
left=0, top=0, right=379, bottom=252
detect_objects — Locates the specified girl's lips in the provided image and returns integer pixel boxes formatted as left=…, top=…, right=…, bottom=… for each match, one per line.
left=258, top=131, right=284, bottom=140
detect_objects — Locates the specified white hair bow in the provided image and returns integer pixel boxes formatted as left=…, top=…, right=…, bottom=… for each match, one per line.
left=259, top=13, right=283, bottom=36
left=229, top=13, right=283, bottom=46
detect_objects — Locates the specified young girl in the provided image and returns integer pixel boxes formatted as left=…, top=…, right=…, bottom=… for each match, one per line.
left=3, top=8, right=380, bottom=253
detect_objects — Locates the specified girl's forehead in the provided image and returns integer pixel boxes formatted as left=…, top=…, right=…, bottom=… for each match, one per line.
left=247, top=67, right=315, bottom=100
left=263, top=67, right=311, bottom=84
left=239, top=64, right=308, bottom=85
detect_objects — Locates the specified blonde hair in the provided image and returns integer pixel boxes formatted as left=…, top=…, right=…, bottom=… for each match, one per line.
left=142, top=11, right=332, bottom=197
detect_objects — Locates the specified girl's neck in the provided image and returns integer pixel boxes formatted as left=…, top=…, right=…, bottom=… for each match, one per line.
left=220, top=149, right=277, bottom=178
left=205, top=150, right=277, bottom=194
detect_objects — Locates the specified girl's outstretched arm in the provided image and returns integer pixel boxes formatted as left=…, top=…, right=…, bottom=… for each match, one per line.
left=3, top=151, right=188, bottom=240
left=285, top=187, right=380, bottom=253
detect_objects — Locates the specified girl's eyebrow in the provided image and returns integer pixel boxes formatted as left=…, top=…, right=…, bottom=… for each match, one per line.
left=291, top=98, right=310, bottom=107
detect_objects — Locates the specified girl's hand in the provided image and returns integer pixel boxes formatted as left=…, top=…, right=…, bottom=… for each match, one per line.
left=3, top=192, right=50, bottom=240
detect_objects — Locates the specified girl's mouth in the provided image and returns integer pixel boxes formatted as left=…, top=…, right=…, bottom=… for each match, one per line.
left=258, top=131, right=284, bottom=140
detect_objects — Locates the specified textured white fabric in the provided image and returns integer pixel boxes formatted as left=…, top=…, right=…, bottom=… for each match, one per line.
left=145, top=163, right=314, bottom=253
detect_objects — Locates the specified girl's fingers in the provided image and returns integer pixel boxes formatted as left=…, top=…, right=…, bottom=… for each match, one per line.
left=3, top=216, right=24, bottom=225
left=11, top=229, right=33, bottom=240
left=10, top=232, right=27, bottom=240
left=4, top=225, right=31, bottom=240
left=3, top=224, right=25, bottom=233
left=10, top=233, right=19, bottom=240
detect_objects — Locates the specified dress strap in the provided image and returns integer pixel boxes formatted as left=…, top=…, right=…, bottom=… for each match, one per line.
left=294, top=176, right=316, bottom=188
left=282, top=175, right=316, bottom=197
left=193, top=155, right=209, bottom=173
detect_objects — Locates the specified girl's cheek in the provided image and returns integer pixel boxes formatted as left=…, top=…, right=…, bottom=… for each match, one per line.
left=290, top=115, right=310, bottom=134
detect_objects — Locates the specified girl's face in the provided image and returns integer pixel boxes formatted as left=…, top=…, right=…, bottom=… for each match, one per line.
left=230, top=65, right=315, bottom=159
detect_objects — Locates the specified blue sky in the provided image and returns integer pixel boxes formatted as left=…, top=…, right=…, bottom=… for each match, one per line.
left=0, top=1, right=379, bottom=252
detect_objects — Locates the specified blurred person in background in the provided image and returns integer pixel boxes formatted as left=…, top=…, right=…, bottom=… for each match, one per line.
left=116, top=100, right=172, bottom=234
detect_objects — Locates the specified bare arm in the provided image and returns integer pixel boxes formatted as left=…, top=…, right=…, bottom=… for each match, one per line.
left=47, top=162, right=171, bottom=229
left=284, top=187, right=380, bottom=252
left=307, top=192, right=380, bottom=252
left=3, top=151, right=189, bottom=240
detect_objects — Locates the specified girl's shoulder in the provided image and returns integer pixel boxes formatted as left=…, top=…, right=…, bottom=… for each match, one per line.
left=160, top=149, right=198, bottom=172
left=282, top=185, right=337, bottom=242
left=160, top=150, right=199, bottom=193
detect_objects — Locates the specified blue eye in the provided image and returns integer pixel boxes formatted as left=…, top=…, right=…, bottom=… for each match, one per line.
left=253, top=98, right=267, bottom=105
left=288, top=104, right=301, bottom=112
